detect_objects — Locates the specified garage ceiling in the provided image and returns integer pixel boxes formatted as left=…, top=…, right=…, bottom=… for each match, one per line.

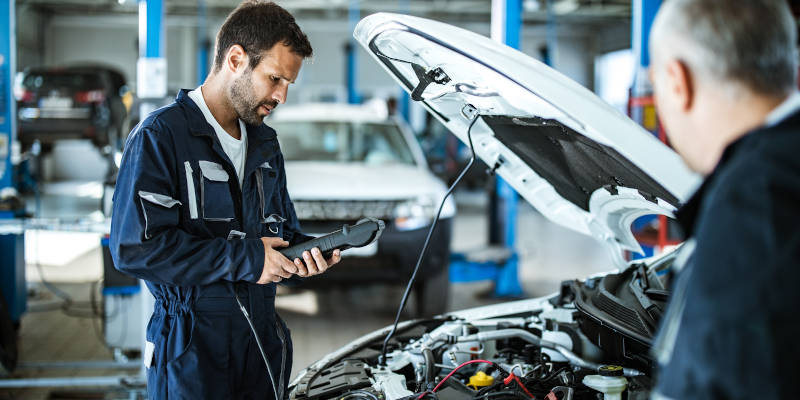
left=17, top=0, right=631, bottom=23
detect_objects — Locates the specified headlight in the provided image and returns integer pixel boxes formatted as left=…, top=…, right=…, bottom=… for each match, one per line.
left=393, top=196, right=436, bottom=231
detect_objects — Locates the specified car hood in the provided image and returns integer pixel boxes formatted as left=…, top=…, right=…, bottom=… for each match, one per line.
left=285, top=161, right=455, bottom=217
left=354, top=13, right=701, bottom=269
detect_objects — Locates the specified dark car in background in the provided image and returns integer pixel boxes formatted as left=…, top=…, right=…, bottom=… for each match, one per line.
left=15, top=65, right=130, bottom=153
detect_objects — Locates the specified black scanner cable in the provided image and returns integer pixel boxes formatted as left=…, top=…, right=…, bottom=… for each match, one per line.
left=380, top=112, right=480, bottom=364
left=228, top=282, right=282, bottom=400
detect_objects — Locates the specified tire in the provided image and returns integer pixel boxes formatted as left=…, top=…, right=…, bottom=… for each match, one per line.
left=415, top=263, right=450, bottom=317
left=0, top=288, right=18, bottom=375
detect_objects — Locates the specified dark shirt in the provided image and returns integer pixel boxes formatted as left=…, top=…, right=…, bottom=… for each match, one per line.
left=654, top=109, right=800, bottom=399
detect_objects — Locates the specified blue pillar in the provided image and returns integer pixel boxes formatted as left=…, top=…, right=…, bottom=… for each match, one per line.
left=137, top=0, right=166, bottom=102
left=0, top=0, right=25, bottom=325
left=488, top=0, right=523, bottom=298
left=630, top=0, right=662, bottom=260
left=632, top=0, right=661, bottom=73
left=140, top=0, right=164, bottom=59
left=346, top=0, right=361, bottom=104
left=0, top=0, right=14, bottom=191
left=544, top=0, right=557, bottom=67
left=630, top=0, right=661, bottom=134
left=398, top=0, right=410, bottom=121
left=196, top=0, right=209, bottom=86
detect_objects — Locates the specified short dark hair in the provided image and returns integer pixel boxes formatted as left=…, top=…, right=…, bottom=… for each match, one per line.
left=213, top=1, right=313, bottom=73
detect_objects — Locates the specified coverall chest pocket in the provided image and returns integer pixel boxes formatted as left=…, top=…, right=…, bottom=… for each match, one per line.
left=199, top=160, right=234, bottom=221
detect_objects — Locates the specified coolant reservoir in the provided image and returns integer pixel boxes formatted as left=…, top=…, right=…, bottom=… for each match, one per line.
left=582, top=365, right=627, bottom=400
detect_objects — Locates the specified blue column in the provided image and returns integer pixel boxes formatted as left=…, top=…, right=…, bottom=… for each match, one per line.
left=398, top=0, right=410, bottom=121
left=487, top=0, right=523, bottom=297
left=630, top=0, right=661, bottom=133
left=346, top=0, right=361, bottom=104
left=0, top=0, right=25, bottom=325
left=632, top=0, right=661, bottom=72
left=0, top=0, right=14, bottom=190
left=197, top=0, right=209, bottom=85
left=544, top=0, right=557, bottom=67
left=140, top=0, right=164, bottom=58
left=137, top=0, right=166, bottom=103
left=630, top=0, right=662, bottom=260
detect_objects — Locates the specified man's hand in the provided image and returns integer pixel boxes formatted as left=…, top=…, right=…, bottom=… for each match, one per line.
left=258, top=237, right=299, bottom=284
left=292, top=248, right=342, bottom=277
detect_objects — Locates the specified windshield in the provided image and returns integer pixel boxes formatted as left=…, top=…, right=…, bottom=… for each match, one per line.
left=271, top=121, right=416, bottom=166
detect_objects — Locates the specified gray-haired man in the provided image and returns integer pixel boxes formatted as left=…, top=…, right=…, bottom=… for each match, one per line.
left=647, top=0, right=800, bottom=398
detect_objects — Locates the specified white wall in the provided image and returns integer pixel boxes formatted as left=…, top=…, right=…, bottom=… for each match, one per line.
left=16, top=4, right=45, bottom=70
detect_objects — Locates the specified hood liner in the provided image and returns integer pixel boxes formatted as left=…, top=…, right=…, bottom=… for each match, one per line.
left=485, top=115, right=679, bottom=211
left=367, top=29, right=681, bottom=214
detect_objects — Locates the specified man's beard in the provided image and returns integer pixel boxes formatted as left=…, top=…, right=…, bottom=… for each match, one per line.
left=229, top=68, right=278, bottom=126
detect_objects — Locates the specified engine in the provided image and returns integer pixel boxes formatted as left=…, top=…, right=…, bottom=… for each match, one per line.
left=291, top=308, right=653, bottom=400
left=290, top=263, right=671, bottom=400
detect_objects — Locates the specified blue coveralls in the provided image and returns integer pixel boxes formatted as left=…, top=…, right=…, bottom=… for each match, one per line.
left=110, top=89, right=311, bottom=399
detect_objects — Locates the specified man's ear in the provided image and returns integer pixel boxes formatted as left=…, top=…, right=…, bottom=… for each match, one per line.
left=665, top=59, right=694, bottom=111
left=225, top=44, right=248, bottom=73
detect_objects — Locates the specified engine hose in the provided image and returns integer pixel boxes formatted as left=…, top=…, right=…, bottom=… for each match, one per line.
left=457, top=329, right=644, bottom=377
left=423, top=348, right=436, bottom=387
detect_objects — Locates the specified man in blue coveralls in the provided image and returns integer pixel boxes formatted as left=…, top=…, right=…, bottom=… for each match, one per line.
left=110, top=1, right=342, bottom=398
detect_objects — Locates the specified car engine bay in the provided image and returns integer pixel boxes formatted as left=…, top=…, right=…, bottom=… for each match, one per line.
left=290, top=253, right=674, bottom=400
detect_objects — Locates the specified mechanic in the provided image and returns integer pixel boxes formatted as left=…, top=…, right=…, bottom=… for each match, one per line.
left=109, top=1, right=342, bottom=398
left=647, top=0, right=800, bottom=398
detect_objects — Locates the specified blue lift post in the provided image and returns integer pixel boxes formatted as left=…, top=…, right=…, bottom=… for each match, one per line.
left=398, top=0, right=411, bottom=122
left=630, top=0, right=663, bottom=260
left=346, top=0, right=361, bottom=104
left=196, top=0, right=209, bottom=86
left=449, top=0, right=523, bottom=298
left=0, top=0, right=26, bottom=324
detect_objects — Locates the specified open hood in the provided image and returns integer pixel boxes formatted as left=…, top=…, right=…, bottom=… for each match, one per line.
left=354, top=13, right=701, bottom=269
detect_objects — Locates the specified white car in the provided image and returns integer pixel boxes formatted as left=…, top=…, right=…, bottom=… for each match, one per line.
left=268, top=102, right=456, bottom=316
left=288, top=13, right=702, bottom=400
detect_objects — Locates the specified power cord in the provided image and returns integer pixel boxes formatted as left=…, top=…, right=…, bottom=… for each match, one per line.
left=380, top=112, right=480, bottom=364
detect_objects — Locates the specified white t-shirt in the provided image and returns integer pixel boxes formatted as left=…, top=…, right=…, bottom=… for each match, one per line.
left=187, top=87, right=248, bottom=187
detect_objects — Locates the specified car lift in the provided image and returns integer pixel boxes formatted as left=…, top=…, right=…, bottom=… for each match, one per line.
left=628, top=0, right=680, bottom=259
left=0, top=0, right=164, bottom=396
left=0, top=0, right=26, bottom=376
left=448, top=0, right=525, bottom=298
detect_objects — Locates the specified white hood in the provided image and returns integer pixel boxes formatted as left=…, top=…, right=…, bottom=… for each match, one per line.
left=354, top=13, right=702, bottom=269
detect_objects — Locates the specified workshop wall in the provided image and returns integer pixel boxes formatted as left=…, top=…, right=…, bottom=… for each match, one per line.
left=25, top=13, right=616, bottom=110
left=15, top=4, right=45, bottom=71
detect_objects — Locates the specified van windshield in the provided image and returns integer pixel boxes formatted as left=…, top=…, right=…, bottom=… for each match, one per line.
left=270, top=121, right=416, bottom=166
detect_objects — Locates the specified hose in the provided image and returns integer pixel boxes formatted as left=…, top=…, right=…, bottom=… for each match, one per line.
left=457, top=329, right=645, bottom=377
left=422, top=348, right=436, bottom=387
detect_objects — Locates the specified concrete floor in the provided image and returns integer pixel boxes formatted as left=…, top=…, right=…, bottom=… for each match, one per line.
left=2, top=188, right=613, bottom=399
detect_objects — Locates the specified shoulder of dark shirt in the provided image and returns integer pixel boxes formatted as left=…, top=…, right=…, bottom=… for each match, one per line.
left=713, top=115, right=800, bottom=194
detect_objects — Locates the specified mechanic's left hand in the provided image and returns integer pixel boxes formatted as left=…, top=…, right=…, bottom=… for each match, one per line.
left=293, top=248, right=341, bottom=277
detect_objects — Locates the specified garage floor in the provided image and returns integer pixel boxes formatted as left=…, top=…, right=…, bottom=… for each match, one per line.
left=2, top=190, right=612, bottom=400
